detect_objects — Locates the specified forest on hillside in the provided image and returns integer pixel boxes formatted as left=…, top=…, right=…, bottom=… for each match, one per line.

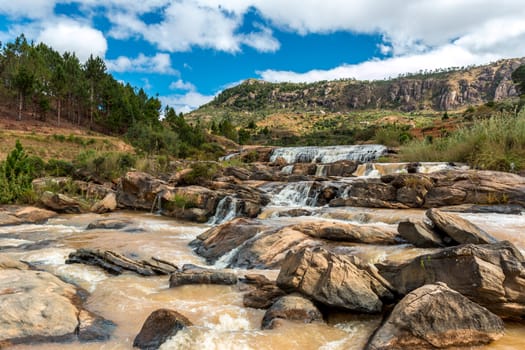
left=0, top=35, right=236, bottom=158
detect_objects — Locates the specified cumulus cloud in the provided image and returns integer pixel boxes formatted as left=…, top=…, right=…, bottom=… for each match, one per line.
left=106, top=53, right=178, bottom=74
left=160, top=91, right=215, bottom=114
left=0, top=0, right=57, bottom=19
left=36, top=20, right=107, bottom=62
left=169, top=79, right=196, bottom=91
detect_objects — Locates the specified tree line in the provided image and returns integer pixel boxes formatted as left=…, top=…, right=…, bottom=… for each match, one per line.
left=0, top=34, right=163, bottom=134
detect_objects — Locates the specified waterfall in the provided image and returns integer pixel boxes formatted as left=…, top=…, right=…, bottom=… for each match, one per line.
left=150, top=192, right=163, bottom=214
left=315, top=164, right=327, bottom=176
left=269, top=144, right=387, bottom=164
left=208, top=196, right=241, bottom=225
left=270, top=182, right=320, bottom=207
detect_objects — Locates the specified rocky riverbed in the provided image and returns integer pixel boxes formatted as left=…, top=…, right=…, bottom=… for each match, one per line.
left=1, top=145, right=525, bottom=349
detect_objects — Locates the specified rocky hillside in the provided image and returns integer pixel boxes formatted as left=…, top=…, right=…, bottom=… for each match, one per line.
left=199, top=58, right=525, bottom=114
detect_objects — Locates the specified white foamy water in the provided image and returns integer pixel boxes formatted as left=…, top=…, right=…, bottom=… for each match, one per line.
left=270, top=145, right=387, bottom=164
left=0, top=238, right=33, bottom=248
left=270, top=182, right=320, bottom=206
left=209, top=196, right=242, bottom=225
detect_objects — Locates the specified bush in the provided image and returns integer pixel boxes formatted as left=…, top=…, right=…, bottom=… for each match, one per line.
left=0, top=141, right=37, bottom=204
left=46, top=159, right=75, bottom=176
left=74, top=150, right=136, bottom=181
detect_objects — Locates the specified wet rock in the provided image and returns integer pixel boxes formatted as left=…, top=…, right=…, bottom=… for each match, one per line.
left=133, top=309, right=192, bottom=350
left=40, top=191, right=82, bottom=213
left=0, top=211, right=22, bottom=226
left=330, top=196, right=410, bottom=209
left=0, top=269, right=114, bottom=345
left=426, top=208, right=498, bottom=244
left=322, top=160, right=358, bottom=177
left=390, top=174, right=433, bottom=207
left=14, top=206, right=57, bottom=223
left=117, top=171, right=169, bottom=210
left=439, top=204, right=524, bottom=215
left=243, top=274, right=286, bottom=309
left=261, top=294, right=324, bottom=330
left=223, top=166, right=251, bottom=180
left=377, top=241, right=525, bottom=318
left=276, top=208, right=313, bottom=217
left=293, top=221, right=399, bottom=245
left=228, top=227, right=318, bottom=269
left=397, top=219, right=445, bottom=248
left=277, top=247, right=392, bottom=313
left=66, top=249, right=176, bottom=276
left=86, top=218, right=134, bottom=230
left=77, top=310, right=116, bottom=342
left=0, top=254, right=28, bottom=270
left=169, top=264, right=238, bottom=287
left=192, top=218, right=269, bottom=264
left=366, top=283, right=504, bottom=350
left=90, top=192, right=117, bottom=214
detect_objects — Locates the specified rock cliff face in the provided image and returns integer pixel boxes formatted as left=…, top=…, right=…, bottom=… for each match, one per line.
left=207, top=58, right=525, bottom=112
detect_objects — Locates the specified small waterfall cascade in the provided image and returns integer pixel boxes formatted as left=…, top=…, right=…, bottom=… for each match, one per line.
left=219, top=152, right=240, bottom=161
left=150, top=192, right=163, bottom=214
left=269, top=144, right=387, bottom=164
left=315, top=164, right=327, bottom=177
left=208, top=196, right=241, bottom=225
left=270, top=182, right=321, bottom=207
left=417, top=162, right=469, bottom=173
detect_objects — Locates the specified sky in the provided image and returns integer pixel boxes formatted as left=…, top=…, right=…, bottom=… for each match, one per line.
left=1, top=1, right=525, bottom=113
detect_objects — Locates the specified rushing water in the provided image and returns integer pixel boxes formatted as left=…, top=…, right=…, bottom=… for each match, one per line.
left=2, top=208, right=525, bottom=349
left=269, top=145, right=387, bottom=164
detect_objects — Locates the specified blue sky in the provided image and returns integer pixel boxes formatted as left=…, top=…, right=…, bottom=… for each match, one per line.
left=1, top=1, right=525, bottom=113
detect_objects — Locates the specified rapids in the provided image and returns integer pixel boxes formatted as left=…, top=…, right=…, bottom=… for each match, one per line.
left=1, top=151, right=525, bottom=349
left=2, top=209, right=525, bottom=349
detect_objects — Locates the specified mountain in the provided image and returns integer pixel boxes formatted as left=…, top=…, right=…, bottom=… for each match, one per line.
left=192, top=58, right=525, bottom=121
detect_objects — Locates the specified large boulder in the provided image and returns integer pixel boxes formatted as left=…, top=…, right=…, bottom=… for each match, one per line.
left=367, top=283, right=505, bottom=350
left=277, top=247, right=392, bottom=313
left=0, top=268, right=114, bottom=345
left=377, top=241, right=525, bottom=318
left=40, top=191, right=83, bottom=213
left=117, top=171, right=169, bottom=210
left=191, top=218, right=269, bottom=264
left=133, top=309, right=192, bottom=350
left=0, top=207, right=57, bottom=226
left=261, top=294, right=324, bottom=330
left=426, top=208, right=498, bottom=244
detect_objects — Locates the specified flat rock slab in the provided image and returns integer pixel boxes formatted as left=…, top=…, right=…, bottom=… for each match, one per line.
left=367, top=283, right=504, bottom=349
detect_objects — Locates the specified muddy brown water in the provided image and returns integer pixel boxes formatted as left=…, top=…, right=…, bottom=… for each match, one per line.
left=1, top=209, right=525, bottom=349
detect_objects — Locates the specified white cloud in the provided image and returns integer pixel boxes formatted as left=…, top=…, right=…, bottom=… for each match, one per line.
left=169, top=79, right=196, bottom=91
left=106, top=53, right=178, bottom=74
left=36, top=19, right=107, bottom=62
left=258, top=45, right=499, bottom=83
left=0, top=0, right=57, bottom=19
left=160, top=91, right=215, bottom=114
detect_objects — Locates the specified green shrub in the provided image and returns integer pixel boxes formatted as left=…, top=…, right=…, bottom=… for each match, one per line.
left=0, top=141, right=37, bottom=204
left=45, top=159, right=75, bottom=176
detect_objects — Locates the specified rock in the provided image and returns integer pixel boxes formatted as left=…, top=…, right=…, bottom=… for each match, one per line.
left=330, top=196, right=410, bottom=209
left=0, top=269, right=114, bottom=345
left=77, top=310, right=115, bottom=342
left=277, top=247, right=392, bottom=313
left=40, top=191, right=82, bottom=213
left=397, top=219, right=445, bottom=247
left=169, top=264, right=238, bottom=287
left=322, top=160, right=358, bottom=177
left=86, top=218, right=134, bottom=230
left=261, top=294, right=324, bottom=330
left=377, top=241, right=525, bottom=318
left=14, top=206, right=57, bottom=223
left=366, top=283, right=504, bottom=350
left=426, top=208, right=498, bottom=244
left=133, top=309, right=192, bottom=350
left=90, top=192, right=117, bottom=214
left=117, top=171, right=169, bottom=210
left=390, top=174, right=433, bottom=207
left=0, top=212, right=22, bottom=226
left=66, top=249, right=176, bottom=276
left=293, top=221, right=399, bottom=245
left=243, top=274, right=286, bottom=309
left=0, top=255, right=28, bottom=270
left=223, top=166, right=251, bottom=181
left=192, top=218, right=269, bottom=264
left=228, top=226, right=318, bottom=269
left=276, top=208, right=313, bottom=217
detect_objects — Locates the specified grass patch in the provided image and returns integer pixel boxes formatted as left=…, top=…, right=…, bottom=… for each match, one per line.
left=400, top=111, right=525, bottom=171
